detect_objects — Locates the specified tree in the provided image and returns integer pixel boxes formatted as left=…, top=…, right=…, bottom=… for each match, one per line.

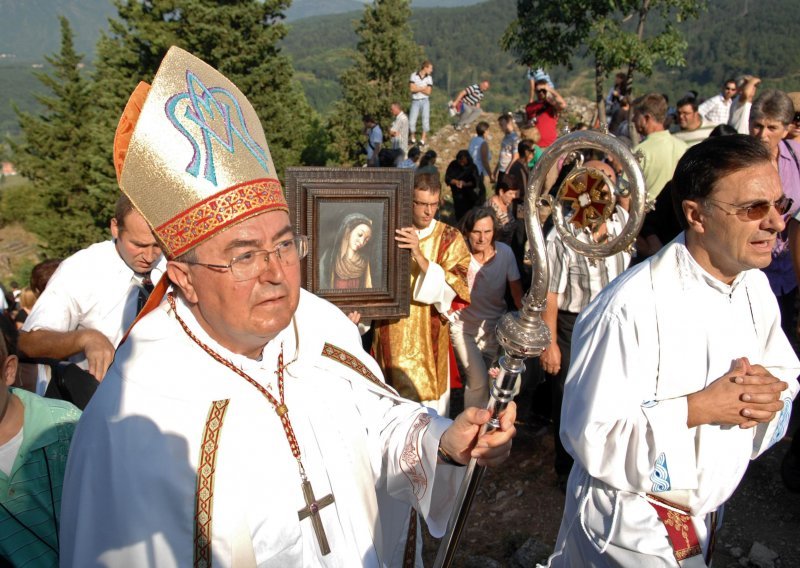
left=502, top=0, right=705, bottom=129
left=88, top=0, right=316, bottom=211
left=11, top=16, right=105, bottom=256
left=328, top=0, right=423, bottom=165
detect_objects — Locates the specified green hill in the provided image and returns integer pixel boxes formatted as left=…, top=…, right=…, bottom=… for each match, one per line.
left=2, top=0, right=799, bottom=139
left=284, top=0, right=800, bottom=116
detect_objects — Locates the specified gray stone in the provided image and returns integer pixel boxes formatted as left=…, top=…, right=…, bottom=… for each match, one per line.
left=730, top=546, right=743, bottom=558
left=495, top=490, right=508, bottom=500
left=748, top=541, right=780, bottom=568
left=462, top=555, right=502, bottom=568
left=509, top=537, right=552, bottom=568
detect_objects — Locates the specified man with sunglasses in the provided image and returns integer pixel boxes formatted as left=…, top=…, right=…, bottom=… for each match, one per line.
left=524, top=78, right=567, bottom=148
left=698, top=78, right=738, bottom=125
left=547, top=135, right=799, bottom=567
left=60, top=48, right=515, bottom=567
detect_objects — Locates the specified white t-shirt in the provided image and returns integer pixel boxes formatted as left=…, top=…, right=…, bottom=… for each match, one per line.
left=453, top=242, right=520, bottom=329
left=0, top=428, right=23, bottom=476
left=410, top=71, right=433, bottom=101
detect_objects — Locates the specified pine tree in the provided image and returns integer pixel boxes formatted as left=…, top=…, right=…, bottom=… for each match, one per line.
left=11, top=17, right=105, bottom=257
left=87, top=0, right=316, bottom=207
left=328, top=0, right=422, bottom=164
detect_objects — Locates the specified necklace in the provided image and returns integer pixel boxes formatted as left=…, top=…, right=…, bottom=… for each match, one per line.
left=167, top=293, right=335, bottom=555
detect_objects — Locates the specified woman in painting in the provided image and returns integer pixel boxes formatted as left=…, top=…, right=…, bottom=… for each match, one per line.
left=319, top=213, right=375, bottom=289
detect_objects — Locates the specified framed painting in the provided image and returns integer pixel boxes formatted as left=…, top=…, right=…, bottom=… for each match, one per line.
left=285, top=167, right=413, bottom=319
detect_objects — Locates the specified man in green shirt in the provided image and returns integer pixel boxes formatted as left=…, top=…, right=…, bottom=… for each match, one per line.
left=0, top=323, right=80, bottom=567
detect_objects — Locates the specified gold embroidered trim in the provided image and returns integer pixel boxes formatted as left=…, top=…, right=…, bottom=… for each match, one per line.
left=194, top=399, right=230, bottom=568
left=321, top=343, right=393, bottom=394
left=157, top=179, right=286, bottom=256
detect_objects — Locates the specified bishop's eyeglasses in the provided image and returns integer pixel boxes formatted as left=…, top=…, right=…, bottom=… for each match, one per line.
left=185, top=235, right=309, bottom=281
left=705, top=195, right=793, bottom=221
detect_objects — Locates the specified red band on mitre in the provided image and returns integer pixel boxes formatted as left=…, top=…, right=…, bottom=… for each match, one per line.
left=155, top=178, right=288, bottom=258
left=114, top=81, right=151, bottom=183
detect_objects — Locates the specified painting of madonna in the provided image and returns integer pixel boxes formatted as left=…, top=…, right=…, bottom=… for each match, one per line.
left=319, top=212, right=379, bottom=290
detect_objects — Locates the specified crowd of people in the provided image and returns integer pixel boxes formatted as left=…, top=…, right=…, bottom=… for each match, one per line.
left=0, top=47, right=799, bottom=568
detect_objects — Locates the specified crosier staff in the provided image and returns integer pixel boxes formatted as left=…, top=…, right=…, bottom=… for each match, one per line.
left=434, top=130, right=647, bottom=568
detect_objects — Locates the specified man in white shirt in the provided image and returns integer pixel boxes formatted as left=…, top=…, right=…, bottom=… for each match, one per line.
left=547, top=135, right=799, bottom=566
left=698, top=78, right=738, bottom=125
left=409, top=60, right=433, bottom=147
left=19, top=195, right=164, bottom=381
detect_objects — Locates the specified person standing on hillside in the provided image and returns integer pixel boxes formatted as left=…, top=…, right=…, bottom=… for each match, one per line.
left=389, top=102, right=409, bottom=160
left=468, top=121, right=493, bottom=203
left=525, top=79, right=567, bottom=148
left=494, top=113, right=519, bottom=187
left=363, top=114, right=383, bottom=167
left=409, top=60, right=433, bottom=147
left=698, top=78, right=738, bottom=125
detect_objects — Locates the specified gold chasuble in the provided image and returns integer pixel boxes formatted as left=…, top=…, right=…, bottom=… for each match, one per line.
left=373, top=221, right=470, bottom=402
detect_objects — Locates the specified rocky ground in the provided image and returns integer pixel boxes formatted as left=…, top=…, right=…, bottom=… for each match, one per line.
left=420, top=387, right=800, bottom=567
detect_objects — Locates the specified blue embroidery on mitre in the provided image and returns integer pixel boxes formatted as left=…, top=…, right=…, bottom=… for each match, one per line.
left=165, top=70, right=271, bottom=186
left=650, top=452, right=671, bottom=492
left=768, top=397, right=793, bottom=449
left=641, top=400, right=658, bottom=408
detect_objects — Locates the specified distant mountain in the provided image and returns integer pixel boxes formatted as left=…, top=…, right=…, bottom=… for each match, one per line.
left=0, top=0, right=114, bottom=61
left=287, top=0, right=488, bottom=21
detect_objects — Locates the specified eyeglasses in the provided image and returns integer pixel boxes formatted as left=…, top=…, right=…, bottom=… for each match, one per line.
left=537, top=89, right=547, bottom=95
left=724, top=86, right=737, bottom=91
left=793, top=112, right=800, bottom=125
left=413, top=199, right=440, bottom=211
left=185, top=235, right=308, bottom=281
left=706, top=196, right=793, bottom=221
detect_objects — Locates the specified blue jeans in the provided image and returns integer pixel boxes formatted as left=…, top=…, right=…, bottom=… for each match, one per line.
left=409, top=98, right=429, bottom=135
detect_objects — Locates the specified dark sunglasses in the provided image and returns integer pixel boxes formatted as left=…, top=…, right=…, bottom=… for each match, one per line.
left=537, top=89, right=547, bottom=95
left=706, top=195, right=793, bottom=221
left=793, top=112, right=800, bottom=124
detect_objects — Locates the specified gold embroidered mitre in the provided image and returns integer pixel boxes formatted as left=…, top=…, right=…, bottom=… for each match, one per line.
left=116, top=46, right=287, bottom=258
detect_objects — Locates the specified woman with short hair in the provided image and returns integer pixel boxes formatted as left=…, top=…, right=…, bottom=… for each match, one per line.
left=450, top=207, right=523, bottom=409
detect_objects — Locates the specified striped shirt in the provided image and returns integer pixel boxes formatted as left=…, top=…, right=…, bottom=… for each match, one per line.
left=546, top=207, right=631, bottom=313
left=462, top=84, right=485, bottom=106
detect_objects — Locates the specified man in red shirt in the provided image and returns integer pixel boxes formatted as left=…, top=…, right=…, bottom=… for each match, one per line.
left=525, top=79, right=567, bottom=147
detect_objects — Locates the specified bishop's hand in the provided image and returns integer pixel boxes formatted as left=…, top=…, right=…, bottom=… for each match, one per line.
left=438, top=403, right=517, bottom=467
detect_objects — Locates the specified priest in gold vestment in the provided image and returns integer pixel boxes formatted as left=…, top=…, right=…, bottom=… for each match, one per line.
left=373, top=173, right=471, bottom=416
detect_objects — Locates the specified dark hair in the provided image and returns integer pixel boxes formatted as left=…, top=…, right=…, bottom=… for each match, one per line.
left=671, top=134, right=772, bottom=229
left=455, top=149, right=472, bottom=164
left=407, top=146, right=422, bottom=161
left=518, top=139, right=534, bottom=156
left=709, top=123, right=738, bottom=137
left=676, top=96, right=699, bottom=112
left=362, top=114, right=375, bottom=124
left=419, top=149, right=437, bottom=167
left=414, top=172, right=441, bottom=194
left=633, top=93, right=668, bottom=124
left=534, top=79, right=549, bottom=87
left=378, top=148, right=401, bottom=168
left=476, top=121, right=490, bottom=136
left=724, top=78, right=737, bottom=87
left=30, top=258, right=63, bottom=296
left=497, top=174, right=520, bottom=193
left=459, top=206, right=498, bottom=249
left=0, top=313, right=18, bottom=360
left=114, top=194, right=136, bottom=229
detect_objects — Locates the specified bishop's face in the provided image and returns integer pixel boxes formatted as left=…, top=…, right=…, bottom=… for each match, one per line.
left=171, top=210, right=301, bottom=358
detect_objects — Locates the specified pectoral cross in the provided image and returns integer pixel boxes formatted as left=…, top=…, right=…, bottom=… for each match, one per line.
left=297, top=479, right=335, bottom=555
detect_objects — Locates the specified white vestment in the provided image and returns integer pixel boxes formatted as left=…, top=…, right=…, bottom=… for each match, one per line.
left=548, top=235, right=799, bottom=567
left=60, top=289, right=464, bottom=567
left=22, top=239, right=166, bottom=370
